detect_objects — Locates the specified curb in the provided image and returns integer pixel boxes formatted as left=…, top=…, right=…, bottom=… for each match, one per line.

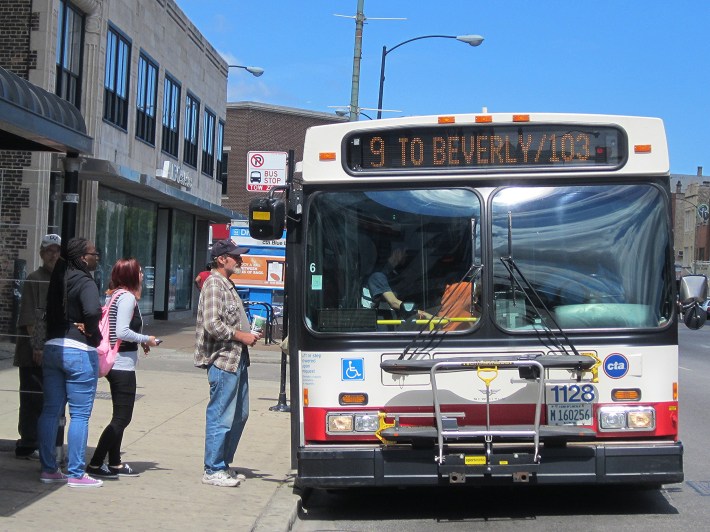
left=251, top=471, right=302, bottom=532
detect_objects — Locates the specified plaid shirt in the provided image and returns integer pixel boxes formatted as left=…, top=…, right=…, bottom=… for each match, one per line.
left=194, top=271, right=249, bottom=372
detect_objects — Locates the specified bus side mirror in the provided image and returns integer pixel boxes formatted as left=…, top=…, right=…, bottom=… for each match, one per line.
left=679, top=274, right=707, bottom=330
left=679, top=274, right=707, bottom=305
left=683, top=303, right=707, bottom=330
left=249, top=197, right=285, bottom=240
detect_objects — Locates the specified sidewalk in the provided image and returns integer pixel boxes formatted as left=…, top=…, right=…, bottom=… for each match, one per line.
left=0, top=317, right=300, bottom=532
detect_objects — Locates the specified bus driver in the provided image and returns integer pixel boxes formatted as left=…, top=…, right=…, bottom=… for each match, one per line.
left=363, top=247, right=430, bottom=320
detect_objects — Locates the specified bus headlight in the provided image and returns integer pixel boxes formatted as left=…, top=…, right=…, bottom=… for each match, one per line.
left=327, top=412, right=380, bottom=433
left=598, top=406, right=655, bottom=431
left=599, top=410, right=626, bottom=430
left=354, top=414, right=379, bottom=432
left=627, top=410, right=654, bottom=429
left=328, top=415, right=353, bottom=432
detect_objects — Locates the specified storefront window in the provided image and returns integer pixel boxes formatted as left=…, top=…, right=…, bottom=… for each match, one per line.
left=96, top=187, right=157, bottom=315
left=169, top=210, right=194, bottom=311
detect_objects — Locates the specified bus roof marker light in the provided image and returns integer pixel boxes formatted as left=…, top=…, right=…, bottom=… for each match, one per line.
left=319, top=152, right=337, bottom=161
left=475, top=115, right=493, bottom=123
left=634, top=144, right=652, bottom=153
left=438, top=116, right=455, bottom=124
left=513, top=114, right=530, bottom=122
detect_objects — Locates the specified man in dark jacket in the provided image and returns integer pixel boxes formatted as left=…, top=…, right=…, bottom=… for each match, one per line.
left=14, top=234, right=61, bottom=459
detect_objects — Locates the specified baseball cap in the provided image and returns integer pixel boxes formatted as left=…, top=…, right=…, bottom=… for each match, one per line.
left=210, top=239, right=249, bottom=259
left=41, top=234, right=61, bottom=249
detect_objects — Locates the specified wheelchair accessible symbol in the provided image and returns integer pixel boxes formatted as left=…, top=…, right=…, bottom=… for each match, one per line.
left=342, top=358, right=364, bottom=381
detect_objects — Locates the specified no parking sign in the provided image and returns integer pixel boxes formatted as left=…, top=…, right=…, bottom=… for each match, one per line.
left=246, top=151, right=287, bottom=192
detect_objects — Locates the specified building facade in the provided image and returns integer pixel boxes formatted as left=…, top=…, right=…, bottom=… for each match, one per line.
left=0, top=0, right=234, bottom=333
left=673, top=169, right=710, bottom=277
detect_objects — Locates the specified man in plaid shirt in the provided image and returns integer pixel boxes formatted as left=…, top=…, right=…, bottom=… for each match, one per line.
left=194, top=240, right=261, bottom=487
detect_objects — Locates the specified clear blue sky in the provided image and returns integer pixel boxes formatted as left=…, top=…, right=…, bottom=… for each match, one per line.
left=176, top=0, right=709, bottom=176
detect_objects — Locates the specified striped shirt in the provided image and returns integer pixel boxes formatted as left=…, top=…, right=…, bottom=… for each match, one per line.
left=194, top=271, right=250, bottom=372
left=108, top=290, right=149, bottom=371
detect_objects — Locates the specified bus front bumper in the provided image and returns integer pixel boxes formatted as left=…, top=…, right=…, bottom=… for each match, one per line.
left=296, top=441, right=683, bottom=488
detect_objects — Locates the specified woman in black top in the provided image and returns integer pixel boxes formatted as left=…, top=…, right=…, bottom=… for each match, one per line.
left=37, top=237, right=104, bottom=488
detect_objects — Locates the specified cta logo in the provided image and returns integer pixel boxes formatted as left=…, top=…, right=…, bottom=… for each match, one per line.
left=603, top=353, right=629, bottom=379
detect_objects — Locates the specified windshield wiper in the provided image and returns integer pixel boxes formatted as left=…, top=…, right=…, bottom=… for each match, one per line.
left=499, top=257, right=580, bottom=357
left=499, top=211, right=580, bottom=358
left=398, top=263, right=483, bottom=360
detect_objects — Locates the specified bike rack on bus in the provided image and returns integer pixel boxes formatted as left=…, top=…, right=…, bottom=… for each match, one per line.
left=379, top=354, right=597, bottom=483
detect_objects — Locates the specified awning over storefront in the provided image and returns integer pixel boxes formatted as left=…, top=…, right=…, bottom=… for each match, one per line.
left=78, top=157, right=239, bottom=223
left=0, top=67, right=92, bottom=154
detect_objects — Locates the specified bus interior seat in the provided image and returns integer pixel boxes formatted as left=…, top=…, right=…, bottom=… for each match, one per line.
left=553, top=303, right=655, bottom=328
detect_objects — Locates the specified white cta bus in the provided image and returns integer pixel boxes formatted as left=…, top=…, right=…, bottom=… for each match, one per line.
left=250, top=112, right=707, bottom=488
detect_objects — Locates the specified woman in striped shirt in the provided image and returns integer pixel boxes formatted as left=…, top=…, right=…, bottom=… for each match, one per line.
left=87, top=258, right=159, bottom=479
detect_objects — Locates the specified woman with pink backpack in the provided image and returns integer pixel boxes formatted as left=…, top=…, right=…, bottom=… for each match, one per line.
left=87, top=258, right=159, bottom=479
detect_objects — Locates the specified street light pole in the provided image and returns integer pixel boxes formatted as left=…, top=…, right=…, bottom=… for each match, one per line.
left=348, top=0, right=366, bottom=121
left=376, top=34, right=484, bottom=119
left=376, top=44, right=388, bottom=121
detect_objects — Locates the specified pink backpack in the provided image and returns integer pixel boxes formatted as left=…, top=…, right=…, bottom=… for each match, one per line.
left=97, top=289, right=126, bottom=377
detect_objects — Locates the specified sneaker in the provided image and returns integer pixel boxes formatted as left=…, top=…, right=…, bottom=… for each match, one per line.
left=16, top=449, right=40, bottom=461
left=109, top=463, right=140, bottom=477
left=67, top=474, right=103, bottom=489
left=228, top=469, right=247, bottom=482
left=87, top=464, right=119, bottom=479
left=40, top=470, right=68, bottom=484
left=202, top=470, right=240, bottom=487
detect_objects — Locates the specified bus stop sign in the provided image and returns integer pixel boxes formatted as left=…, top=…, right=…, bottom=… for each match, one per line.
left=247, top=151, right=288, bottom=192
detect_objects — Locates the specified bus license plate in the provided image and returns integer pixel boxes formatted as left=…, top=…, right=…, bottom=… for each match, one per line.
left=547, top=403, right=592, bottom=426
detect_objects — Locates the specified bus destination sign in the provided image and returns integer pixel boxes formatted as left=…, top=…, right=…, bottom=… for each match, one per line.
left=345, top=124, right=626, bottom=173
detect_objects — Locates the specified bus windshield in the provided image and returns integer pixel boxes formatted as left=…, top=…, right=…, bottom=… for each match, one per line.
left=491, top=184, right=674, bottom=330
left=304, top=183, right=673, bottom=333
left=305, top=189, right=481, bottom=333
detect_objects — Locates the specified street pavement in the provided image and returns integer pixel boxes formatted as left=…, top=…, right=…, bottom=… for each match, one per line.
left=0, top=317, right=300, bottom=531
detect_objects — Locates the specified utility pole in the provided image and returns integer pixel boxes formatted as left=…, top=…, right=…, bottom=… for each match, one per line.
left=348, top=0, right=365, bottom=121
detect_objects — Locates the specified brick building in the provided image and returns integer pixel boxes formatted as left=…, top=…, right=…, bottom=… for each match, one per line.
left=0, top=0, right=234, bottom=335
left=216, top=102, right=345, bottom=313
left=221, top=102, right=346, bottom=216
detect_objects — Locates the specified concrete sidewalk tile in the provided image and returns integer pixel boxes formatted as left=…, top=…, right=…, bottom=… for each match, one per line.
left=0, top=352, right=297, bottom=531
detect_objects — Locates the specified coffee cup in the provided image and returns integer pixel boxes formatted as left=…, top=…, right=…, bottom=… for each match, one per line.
left=251, top=315, right=266, bottom=334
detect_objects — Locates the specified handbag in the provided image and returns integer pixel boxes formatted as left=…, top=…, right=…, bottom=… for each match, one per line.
left=97, top=289, right=126, bottom=377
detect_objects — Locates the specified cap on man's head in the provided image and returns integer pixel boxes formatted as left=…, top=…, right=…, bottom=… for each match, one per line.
left=210, top=239, right=249, bottom=259
left=41, top=234, right=61, bottom=249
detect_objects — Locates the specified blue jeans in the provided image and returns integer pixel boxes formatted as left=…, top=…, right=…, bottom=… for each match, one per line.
left=38, top=344, right=98, bottom=478
left=204, top=358, right=249, bottom=473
